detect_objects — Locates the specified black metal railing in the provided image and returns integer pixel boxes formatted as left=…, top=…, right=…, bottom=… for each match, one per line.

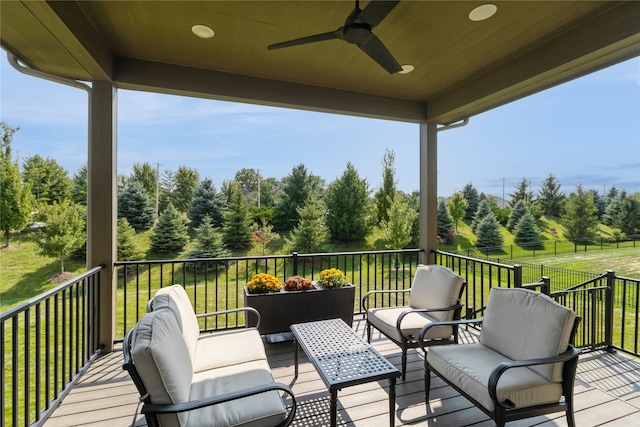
left=1, top=266, right=102, bottom=427
left=113, top=249, right=423, bottom=340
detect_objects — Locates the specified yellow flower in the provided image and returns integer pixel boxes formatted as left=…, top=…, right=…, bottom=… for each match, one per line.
left=317, top=268, right=349, bottom=289
left=246, top=273, right=282, bottom=294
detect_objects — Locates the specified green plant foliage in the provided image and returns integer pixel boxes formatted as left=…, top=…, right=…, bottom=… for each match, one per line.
left=222, top=182, right=254, bottom=250
left=285, top=195, right=329, bottom=253
left=35, top=200, right=86, bottom=272
left=461, top=182, right=479, bottom=220
left=183, top=215, right=231, bottom=269
left=150, top=202, right=189, bottom=252
left=253, top=218, right=279, bottom=255
left=374, top=149, right=396, bottom=223
left=617, top=193, right=640, bottom=235
left=475, top=212, right=504, bottom=248
left=117, top=217, right=144, bottom=261
left=22, top=154, right=71, bottom=206
left=325, top=162, right=374, bottom=241
left=471, top=199, right=492, bottom=234
left=561, top=184, right=600, bottom=240
left=506, top=199, right=529, bottom=232
left=130, top=162, right=158, bottom=201
left=447, top=192, right=467, bottom=233
left=118, top=181, right=156, bottom=231
left=437, top=199, right=454, bottom=242
left=513, top=211, right=542, bottom=246
left=275, top=164, right=323, bottom=231
left=381, top=192, right=417, bottom=249
left=70, top=164, right=87, bottom=206
left=188, top=178, right=225, bottom=228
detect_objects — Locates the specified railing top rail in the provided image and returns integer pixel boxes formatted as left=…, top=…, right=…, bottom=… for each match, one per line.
left=0, top=265, right=103, bottom=321
left=615, top=275, right=640, bottom=283
left=551, top=285, right=609, bottom=297
left=435, top=250, right=517, bottom=270
left=562, top=273, right=608, bottom=292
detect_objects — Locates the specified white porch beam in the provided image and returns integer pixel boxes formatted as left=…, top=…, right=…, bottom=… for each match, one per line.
left=419, top=122, right=438, bottom=264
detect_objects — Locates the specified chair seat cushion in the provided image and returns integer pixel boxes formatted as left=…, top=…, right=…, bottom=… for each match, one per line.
left=368, top=307, right=454, bottom=342
left=193, top=329, right=267, bottom=373
left=188, top=360, right=287, bottom=427
left=427, top=343, right=563, bottom=412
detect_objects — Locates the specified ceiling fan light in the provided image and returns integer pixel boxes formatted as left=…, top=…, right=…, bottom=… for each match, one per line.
left=192, top=25, right=214, bottom=39
left=469, top=4, right=497, bottom=21
left=399, top=65, right=414, bottom=74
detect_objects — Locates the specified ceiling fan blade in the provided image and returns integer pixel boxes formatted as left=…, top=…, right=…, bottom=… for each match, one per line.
left=268, top=29, right=342, bottom=50
left=357, top=0, right=400, bottom=27
left=358, top=34, right=402, bottom=73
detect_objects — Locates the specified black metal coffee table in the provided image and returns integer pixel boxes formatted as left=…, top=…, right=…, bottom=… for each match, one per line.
left=290, top=318, right=401, bottom=426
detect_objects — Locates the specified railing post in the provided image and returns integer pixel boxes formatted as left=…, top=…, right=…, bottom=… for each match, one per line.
left=604, top=270, right=616, bottom=352
left=513, top=264, right=522, bottom=288
left=541, top=276, right=551, bottom=295
left=292, top=252, right=298, bottom=276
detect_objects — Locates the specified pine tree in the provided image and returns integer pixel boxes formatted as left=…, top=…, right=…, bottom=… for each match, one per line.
left=150, top=203, right=189, bottom=252
left=222, top=182, right=254, bottom=250
left=471, top=199, right=492, bottom=234
left=461, top=182, right=479, bottom=220
left=70, top=164, right=88, bottom=206
left=374, top=149, right=396, bottom=223
left=616, top=193, right=640, bottom=235
left=437, top=199, right=454, bottom=242
left=537, top=174, right=565, bottom=217
left=513, top=212, right=542, bottom=246
left=117, top=217, right=144, bottom=261
left=35, top=201, right=86, bottom=272
left=561, top=185, right=599, bottom=240
left=275, top=164, right=323, bottom=231
left=381, top=192, right=418, bottom=249
left=22, top=155, right=71, bottom=206
left=509, top=178, right=534, bottom=206
left=475, top=213, right=504, bottom=248
left=447, top=192, right=467, bottom=233
left=286, top=195, right=329, bottom=253
left=506, top=199, right=529, bottom=232
left=325, top=162, right=374, bottom=241
left=603, top=191, right=625, bottom=226
left=183, top=215, right=231, bottom=270
left=188, top=178, right=225, bottom=228
left=118, top=181, right=156, bottom=230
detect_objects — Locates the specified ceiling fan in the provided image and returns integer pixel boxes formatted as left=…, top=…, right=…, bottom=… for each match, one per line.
left=268, top=0, right=402, bottom=74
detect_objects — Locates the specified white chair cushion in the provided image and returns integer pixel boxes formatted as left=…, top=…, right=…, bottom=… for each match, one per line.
left=188, top=360, right=287, bottom=427
left=409, top=265, right=464, bottom=321
left=367, top=307, right=454, bottom=341
left=153, top=285, right=201, bottom=363
left=480, top=287, right=577, bottom=382
left=428, top=343, right=563, bottom=412
left=132, top=309, right=193, bottom=427
left=193, top=329, right=267, bottom=373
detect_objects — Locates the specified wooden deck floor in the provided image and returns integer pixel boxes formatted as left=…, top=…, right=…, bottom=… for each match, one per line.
left=45, top=319, right=640, bottom=427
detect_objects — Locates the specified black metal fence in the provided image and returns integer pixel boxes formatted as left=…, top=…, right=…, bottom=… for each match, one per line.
left=1, top=266, right=102, bottom=427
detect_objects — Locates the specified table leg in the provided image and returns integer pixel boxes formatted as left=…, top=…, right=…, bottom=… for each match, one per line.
left=330, top=389, right=338, bottom=427
left=389, top=377, right=396, bottom=427
left=293, top=338, right=299, bottom=379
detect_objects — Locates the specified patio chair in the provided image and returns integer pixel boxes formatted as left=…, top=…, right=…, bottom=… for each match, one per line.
left=362, top=264, right=465, bottom=380
left=420, top=287, right=581, bottom=427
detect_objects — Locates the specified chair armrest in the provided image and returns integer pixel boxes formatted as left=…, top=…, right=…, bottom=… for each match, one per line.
left=361, top=289, right=411, bottom=312
left=195, top=307, right=261, bottom=329
left=488, top=346, right=581, bottom=409
left=417, top=317, right=484, bottom=351
left=396, top=303, right=463, bottom=338
left=143, top=382, right=297, bottom=426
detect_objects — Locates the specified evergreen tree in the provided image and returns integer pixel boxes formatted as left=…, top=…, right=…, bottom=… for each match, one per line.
left=118, top=181, right=156, bottom=230
left=603, top=190, right=625, bottom=226
left=437, top=199, right=454, bottom=242
left=381, top=192, right=417, bottom=249
left=513, top=212, right=542, bottom=246
left=506, top=199, right=529, bottom=232
left=588, top=189, right=606, bottom=220
left=447, top=192, right=467, bottom=233
left=70, top=164, right=88, bottom=205
left=461, top=182, right=479, bottom=220
left=471, top=199, right=492, bottom=234
left=616, top=193, right=640, bottom=235
left=183, top=215, right=231, bottom=269
left=222, top=182, right=254, bottom=250
left=537, top=174, right=565, bottom=217
left=35, top=200, right=86, bottom=272
left=188, top=178, right=225, bottom=228
left=286, top=195, right=329, bottom=253
left=150, top=203, right=190, bottom=252
left=325, top=162, right=374, bottom=241
left=276, top=164, right=323, bottom=231
left=509, top=178, right=534, bottom=206
left=1, top=123, right=33, bottom=246
left=374, top=149, right=396, bottom=223
left=117, top=217, right=144, bottom=261
left=561, top=185, right=600, bottom=240
left=475, top=213, right=504, bottom=248
left=22, top=154, right=71, bottom=206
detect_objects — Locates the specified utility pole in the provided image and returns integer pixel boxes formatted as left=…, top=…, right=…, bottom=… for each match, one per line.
left=257, top=169, right=261, bottom=207
left=155, top=162, right=160, bottom=215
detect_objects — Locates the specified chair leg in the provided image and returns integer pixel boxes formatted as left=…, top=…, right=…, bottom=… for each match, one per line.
left=366, top=322, right=371, bottom=344
left=424, top=361, right=431, bottom=412
left=401, top=346, right=407, bottom=381
left=566, top=394, right=576, bottom=427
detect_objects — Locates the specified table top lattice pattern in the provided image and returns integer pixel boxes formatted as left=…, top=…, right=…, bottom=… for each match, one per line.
left=291, top=319, right=400, bottom=387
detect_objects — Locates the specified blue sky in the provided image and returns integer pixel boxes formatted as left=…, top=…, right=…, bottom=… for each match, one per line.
left=1, top=53, right=638, bottom=199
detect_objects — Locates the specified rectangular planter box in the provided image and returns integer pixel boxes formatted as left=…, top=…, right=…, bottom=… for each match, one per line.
left=244, top=284, right=355, bottom=335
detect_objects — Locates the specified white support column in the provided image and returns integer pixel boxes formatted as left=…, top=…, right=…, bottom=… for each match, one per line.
left=419, top=122, right=438, bottom=264
left=87, top=81, right=117, bottom=352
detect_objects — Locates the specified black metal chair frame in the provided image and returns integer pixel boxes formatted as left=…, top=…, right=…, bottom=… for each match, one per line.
left=362, top=282, right=466, bottom=381
left=419, top=316, right=581, bottom=427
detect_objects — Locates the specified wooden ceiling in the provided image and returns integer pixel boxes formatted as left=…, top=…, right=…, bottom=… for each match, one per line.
left=2, top=1, right=640, bottom=124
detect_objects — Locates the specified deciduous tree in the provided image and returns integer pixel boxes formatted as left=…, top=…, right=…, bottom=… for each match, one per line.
left=130, top=162, right=158, bottom=202
left=374, top=149, right=396, bottom=223
left=447, top=192, right=467, bottom=233
left=35, top=200, right=86, bottom=272
left=381, top=192, right=417, bottom=249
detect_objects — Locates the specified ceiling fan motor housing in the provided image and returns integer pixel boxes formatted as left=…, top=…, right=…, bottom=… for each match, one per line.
left=343, top=24, right=373, bottom=44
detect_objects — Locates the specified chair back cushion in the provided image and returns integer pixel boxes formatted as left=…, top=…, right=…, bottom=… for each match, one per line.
left=132, top=309, right=193, bottom=427
left=152, top=285, right=200, bottom=363
left=409, top=265, right=464, bottom=321
left=480, top=287, right=577, bottom=382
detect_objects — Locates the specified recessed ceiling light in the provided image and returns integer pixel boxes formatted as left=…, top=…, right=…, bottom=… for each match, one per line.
left=192, top=25, right=214, bottom=39
left=398, top=65, right=415, bottom=75
left=469, top=4, right=497, bottom=21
